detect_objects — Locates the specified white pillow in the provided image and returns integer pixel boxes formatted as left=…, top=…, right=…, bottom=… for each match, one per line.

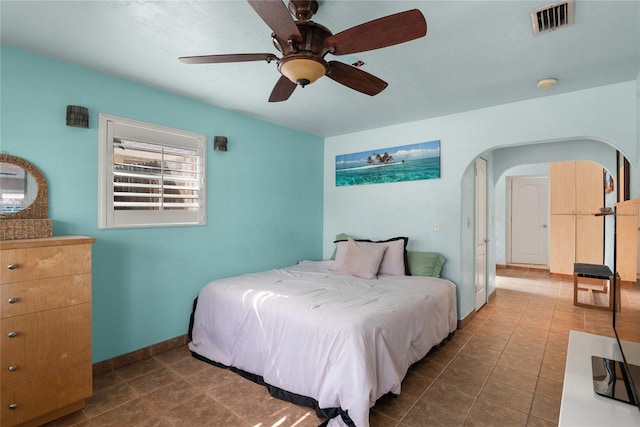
left=336, top=238, right=387, bottom=279
left=377, top=238, right=406, bottom=275
left=334, top=238, right=406, bottom=275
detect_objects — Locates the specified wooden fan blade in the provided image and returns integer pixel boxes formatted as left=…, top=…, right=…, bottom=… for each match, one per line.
left=247, top=0, right=302, bottom=44
left=324, top=9, right=427, bottom=55
left=179, top=53, right=278, bottom=64
left=326, top=61, right=388, bottom=96
left=269, top=75, right=297, bottom=102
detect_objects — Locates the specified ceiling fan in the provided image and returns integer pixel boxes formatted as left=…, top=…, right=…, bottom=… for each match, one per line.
left=179, top=0, right=427, bottom=102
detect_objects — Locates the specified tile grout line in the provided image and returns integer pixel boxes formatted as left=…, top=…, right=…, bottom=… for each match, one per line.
left=396, top=305, right=494, bottom=426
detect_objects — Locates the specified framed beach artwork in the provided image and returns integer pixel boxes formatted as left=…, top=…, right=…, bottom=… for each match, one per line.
left=604, top=170, right=614, bottom=194
left=335, top=140, right=441, bottom=187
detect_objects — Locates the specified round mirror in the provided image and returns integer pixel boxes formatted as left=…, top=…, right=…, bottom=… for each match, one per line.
left=0, top=154, right=48, bottom=220
left=0, top=161, right=38, bottom=213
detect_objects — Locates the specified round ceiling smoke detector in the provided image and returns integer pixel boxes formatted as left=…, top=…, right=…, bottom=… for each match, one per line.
left=537, top=78, right=558, bottom=89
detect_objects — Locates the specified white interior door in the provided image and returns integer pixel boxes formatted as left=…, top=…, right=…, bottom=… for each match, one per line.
left=475, top=158, right=487, bottom=311
left=510, top=177, right=549, bottom=265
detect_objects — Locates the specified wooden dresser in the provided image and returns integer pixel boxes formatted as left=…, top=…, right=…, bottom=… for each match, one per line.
left=0, top=236, right=94, bottom=427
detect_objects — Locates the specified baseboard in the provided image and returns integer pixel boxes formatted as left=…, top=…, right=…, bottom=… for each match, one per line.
left=488, top=288, right=496, bottom=303
left=499, top=263, right=550, bottom=272
left=457, top=310, right=475, bottom=329
left=457, top=287, right=499, bottom=329
left=551, top=273, right=574, bottom=282
left=92, top=334, right=189, bottom=377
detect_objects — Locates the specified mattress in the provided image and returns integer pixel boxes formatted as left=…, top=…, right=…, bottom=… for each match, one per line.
left=189, top=260, right=457, bottom=426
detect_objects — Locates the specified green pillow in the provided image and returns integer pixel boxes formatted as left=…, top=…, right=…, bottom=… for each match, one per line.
left=407, top=251, right=446, bottom=277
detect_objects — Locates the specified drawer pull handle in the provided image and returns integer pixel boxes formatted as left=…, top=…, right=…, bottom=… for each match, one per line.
left=7, top=263, right=17, bottom=270
left=8, top=365, right=18, bottom=372
left=7, top=331, right=17, bottom=338
left=9, top=403, right=18, bottom=410
left=8, top=297, right=18, bottom=304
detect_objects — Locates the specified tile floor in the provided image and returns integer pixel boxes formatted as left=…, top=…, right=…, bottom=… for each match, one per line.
left=45, top=268, right=640, bottom=427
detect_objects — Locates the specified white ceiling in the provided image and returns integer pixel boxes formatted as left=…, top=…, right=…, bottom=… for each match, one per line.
left=1, top=0, right=639, bottom=137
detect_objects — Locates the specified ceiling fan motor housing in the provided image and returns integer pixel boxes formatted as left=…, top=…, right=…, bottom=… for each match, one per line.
left=274, top=21, right=333, bottom=56
left=275, top=21, right=333, bottom=86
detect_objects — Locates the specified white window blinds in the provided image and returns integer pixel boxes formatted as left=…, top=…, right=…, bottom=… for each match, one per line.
left=112, top=138, right=200, bottom=210
left=99, top=114, right=206, bottom=228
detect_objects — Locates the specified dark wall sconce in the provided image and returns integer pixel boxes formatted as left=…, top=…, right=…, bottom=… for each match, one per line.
left=214, top=136, right=228, bottom=152
left=66, top=105, right=89, bottom=128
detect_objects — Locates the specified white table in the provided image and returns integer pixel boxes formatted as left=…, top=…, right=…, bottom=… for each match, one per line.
left=559, top=330, right=640, bottom=426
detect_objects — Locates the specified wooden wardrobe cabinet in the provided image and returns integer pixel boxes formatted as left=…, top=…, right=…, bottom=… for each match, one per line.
left=616, top=198, right=639, bottom=282
left=0, top=236, right=94, bottom=427
left=550, top=161, right=604, bottom=276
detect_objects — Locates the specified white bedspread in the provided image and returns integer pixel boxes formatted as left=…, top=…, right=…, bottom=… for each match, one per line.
left=189, top=260, right=457, bottom=427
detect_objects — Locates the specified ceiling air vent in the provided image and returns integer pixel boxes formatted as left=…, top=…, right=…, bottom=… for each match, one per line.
left=530, top=0, right=574, bottom=35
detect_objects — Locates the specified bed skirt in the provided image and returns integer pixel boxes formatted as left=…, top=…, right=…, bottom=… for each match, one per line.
left=190, top=350, right=353, bottom=426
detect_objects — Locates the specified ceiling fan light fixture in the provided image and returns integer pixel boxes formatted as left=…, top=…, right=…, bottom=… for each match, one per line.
left=279, top=57, right=327, bottom=87
left=537, top=78, right=558, bottom=89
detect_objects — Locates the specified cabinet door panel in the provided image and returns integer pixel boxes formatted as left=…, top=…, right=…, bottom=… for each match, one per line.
left=1, top=362, right=91, bottom=426
left=576, top=161, right=604, bottom=214
left=1, top=304, right=91, bottom=386
left=550, top=215, right=576, bottom=275
left=575, top=215, right=604, bottom=264
left=0, top=244, right=92, bottom=284
left=616, top=199, right=639, bottom=282
left=1, top=273, right=91, bottom=318
left=550, top=162, right=576, bottom=214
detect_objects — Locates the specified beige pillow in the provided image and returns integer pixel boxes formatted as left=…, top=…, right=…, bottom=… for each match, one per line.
left=336, top=238, right=387, bottom=279
left=334, top=238, right=406, bottom=276
left=377, top=238, right=406, bottom=275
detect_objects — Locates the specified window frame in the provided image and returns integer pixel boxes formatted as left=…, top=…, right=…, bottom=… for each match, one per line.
left=98, top=113, right=206, bottom=229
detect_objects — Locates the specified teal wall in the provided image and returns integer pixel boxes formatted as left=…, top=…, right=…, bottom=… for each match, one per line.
left=0, top=46, right=324, bottom=363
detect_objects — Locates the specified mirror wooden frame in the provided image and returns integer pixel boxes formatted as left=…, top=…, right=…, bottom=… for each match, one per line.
left=0, top=154, right=52, bottom=241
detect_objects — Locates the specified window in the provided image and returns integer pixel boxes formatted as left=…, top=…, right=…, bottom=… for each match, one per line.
left=98, top=114, right=206, bottom=228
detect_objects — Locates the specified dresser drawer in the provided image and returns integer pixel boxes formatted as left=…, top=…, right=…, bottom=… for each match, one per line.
left=0, top=244, right=92, bottom=284
left=0, top=274, right=91, bottom=318
left=1, top=304, right=91, bottom=386
left=1, top=361, right=92, bottom=427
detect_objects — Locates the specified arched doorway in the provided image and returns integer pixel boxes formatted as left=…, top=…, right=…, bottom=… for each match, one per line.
left=461, top=138, right=624, bottom=314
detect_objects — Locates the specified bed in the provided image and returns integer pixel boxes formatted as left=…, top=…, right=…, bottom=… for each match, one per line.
left=189, top=238, right=457, bottom=427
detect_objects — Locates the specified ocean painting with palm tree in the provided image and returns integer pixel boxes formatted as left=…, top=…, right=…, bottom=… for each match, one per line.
left=335, top=140, right=440, bottom=186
